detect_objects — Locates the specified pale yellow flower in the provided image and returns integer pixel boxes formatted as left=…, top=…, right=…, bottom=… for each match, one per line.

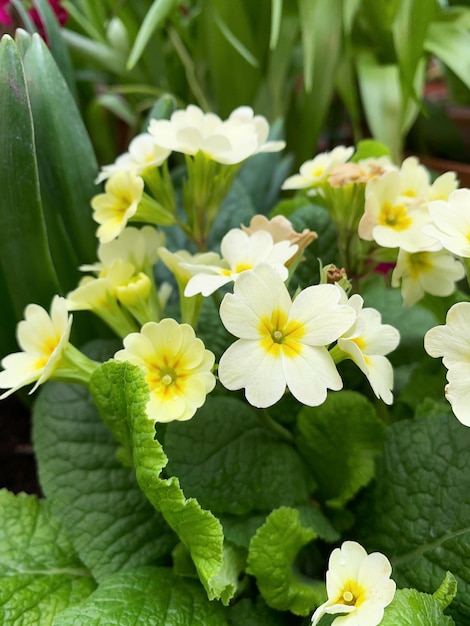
left=115, top=319, right=216, bottom=422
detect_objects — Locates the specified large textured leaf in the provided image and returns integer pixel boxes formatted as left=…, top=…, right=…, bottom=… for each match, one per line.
left=54, top=566, right=228, bottom=625
left=0, top=490, right=95, bottom=625
left=356, top=414, right=470, bottom=625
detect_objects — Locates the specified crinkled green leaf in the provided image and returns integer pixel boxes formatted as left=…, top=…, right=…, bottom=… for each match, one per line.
left=246, top=507, right=326, bottom=616
left=54, top=566, right=228, bottom=625
left=165, top=396, right=311, bottom=515
left=33, top=341, right=177, bottom=583
left=227, top=597, right=291, bottom=626
left=89, top=360, right=236, bottom=604
left=381, top=588, right=455, bottom=626
left=0, top=490, right=95, bottom=625
left=356, top=414, right=470, bottom=624
left=207, top=178, right=256, bottom=249
left=296, top=391, right=385, bottom=507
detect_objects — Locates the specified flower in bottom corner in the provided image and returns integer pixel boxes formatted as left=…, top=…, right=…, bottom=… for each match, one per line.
left=114, top=318, right=216, bottom=422
left=0, top=296, right=73, bottom=398
left=217, top=264, right=356, bottom=408
left=311, top=541, right=396, bottom=626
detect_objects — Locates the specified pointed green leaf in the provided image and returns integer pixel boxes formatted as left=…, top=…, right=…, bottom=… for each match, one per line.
left=356, top=414, right=470, bottom=624
left=269, top=0, right=283, bottom=49
left=54, top=567, right=228, bottom=625
left=0, top=35, right=61, bottom=319
left=23, top=34, right=99, bottom=274
left=296, top=391, right=385, bottom=507
left=0, top=490, right=95, bottom=625
left=89, top=360, right=237, bottom=604
left=425, top=20, right=470, bottom=91
left=127, top=0, right=179, bottom=70
left=246, top=506, right=325, bottom=615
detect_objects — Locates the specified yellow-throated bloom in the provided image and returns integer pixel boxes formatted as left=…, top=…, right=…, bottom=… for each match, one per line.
left=114, top=318, right=216, bottom=422
left=92, top=171, right=144, bottom=243
left=311, top=541, right=396, bottom=626
left=0, top=296, right=96, bottom=398
left=218, top=264, right=356, bottom=408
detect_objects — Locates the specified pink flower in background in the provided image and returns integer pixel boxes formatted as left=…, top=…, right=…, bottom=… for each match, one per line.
left=0, top=0, right=12, bottom=25
left=0, top=1, right=68, bottom=30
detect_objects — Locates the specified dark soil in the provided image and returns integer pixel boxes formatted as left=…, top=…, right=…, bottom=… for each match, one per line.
left=0, top=395, right=41, bottom=496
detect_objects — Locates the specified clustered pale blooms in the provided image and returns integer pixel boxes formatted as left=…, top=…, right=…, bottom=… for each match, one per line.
left=311, top=541, right=396, bottom=626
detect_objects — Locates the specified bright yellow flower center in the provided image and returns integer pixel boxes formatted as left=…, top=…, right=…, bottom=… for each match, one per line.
left=258, top=309, right=305, bottom=358
left=406, top=251, right=433, bottom=279
left=146, top=360, right=183, bottom=399
left=335, top=579, right=367, bottom=608
left=378, top=202, right=411, bottom=230
left=35, top=335, right=60, bottom=370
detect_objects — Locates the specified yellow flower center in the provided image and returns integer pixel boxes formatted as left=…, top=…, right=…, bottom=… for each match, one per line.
left=378, top=202, right=411, bottom=231
left=258, top=309, right=305, bottom=358
left=146, top=362, right=182, bottom=399
left=406, top=251, right=433, bottom=279
left=335, top=579, right=367, bottom=608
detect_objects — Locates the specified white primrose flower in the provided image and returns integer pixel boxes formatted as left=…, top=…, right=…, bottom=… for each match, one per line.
left=217, top=264, right=356, bottom=408
left=184, top=229, right=298, bottom=297
left=425, top=188, right=470, bottom=257
left=282, top=146, right=355, bottom=190
left=311, top=541, right=396, bottom=626
left=148, top=104, right=284, bottom=165
left=0, top=296, right=72, bottom=398
left=425, top=302, right=470, bottom=426
left=91, top=171, right=144, bottom=243
left=336, top=294, right=400, bottom=405
left=95, top=133, right=171, bottom=184
left=391, top=248, right=465, bottom=307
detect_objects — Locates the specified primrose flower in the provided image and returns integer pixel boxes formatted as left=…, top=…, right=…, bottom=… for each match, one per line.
left=281, top=146, right=354, bottom=191
left=184, top=229, right=297, bottom=297
left=425, top=188, right=470, bottom=257
left=0, top=296, right=72, bottom=398
left=218, top=264, right=356, bottom=408
left=95, top=133, right=171, bottom=184
left=424, top=302, right=470, bottom=426
left=148, top=104, right=284, bottom=165
left=326, top=156, right=395, bottom=188
left=115, top=318, right=216, bottom=422
left=311, top=541, right=396, bottom=626
left=336, top=294, right=400, bottom=405
left=92, top=171, right=144, bottom=243
left=391, top=248, right=465, bottom=306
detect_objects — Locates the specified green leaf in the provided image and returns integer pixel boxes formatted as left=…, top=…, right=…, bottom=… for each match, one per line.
left=355, top=414, right=470, bottom=624
left=269, top=0, right=283, bottom=49
left=227, top=596, right=291, bottom=626
left=127, top=0, right=179, bottom=70
left=33, top=378, right=177, bottom=583
left=0, top=490, right=95, bottom=625
left=0, top=35, right=61, bottom=320
left=54, top=566, right=228, bottom=625
left=207, top=178, right=257, bottom=249
left=212, top=9, right=259, bottom=68
left=246, top=506, right=325, bottom=615
left=23, top=34, right=98, bottom=273
left=89, top=360, right=236, bottom=604
left=32, top=0, right=77, bottom=98
left=350, top=139, right=391, bottom=162
left=425, top=20, right=470, bottom=91
left=381, top=588, right=455, bottom=626
left=296, top=391, right=386, bottom=507
left=165, top=396, right=312, bottom=515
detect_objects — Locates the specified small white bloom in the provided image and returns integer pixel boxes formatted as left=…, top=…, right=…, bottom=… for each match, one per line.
left=311, top=541, right=396, bottom=626
left=148, top=104, right=284, bottom=165
left=425, top=302, right=470, bottom=426
left=425, top=188, right=470, bottom=257
left=184, top=229, right=297, bottom=297
left=95, top=133, right=171, bottom=184
left=391, top=248, right=465, bottom=306
left=0, top=296, right=72, bottom=399
left=337, top=294, right=400, bottom=405
left=282, top=146, right=354, bottom=190
left=218, top=264, right=356, bottom=408
left=91, top=171, right=144, bottom=243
